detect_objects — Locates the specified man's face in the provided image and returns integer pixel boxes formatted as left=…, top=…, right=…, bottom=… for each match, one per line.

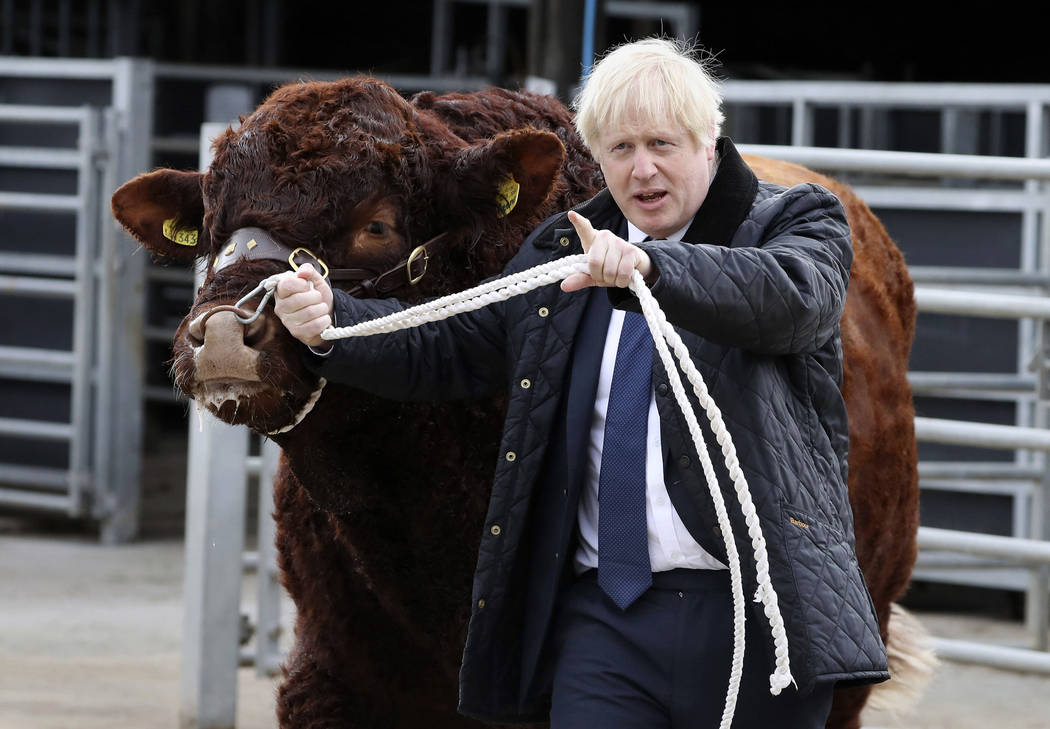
left=597, top=120, right=715, bottom=239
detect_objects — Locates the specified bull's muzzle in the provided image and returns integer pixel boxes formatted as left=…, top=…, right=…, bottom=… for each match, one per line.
left=188, top=308, right=263, bottom=384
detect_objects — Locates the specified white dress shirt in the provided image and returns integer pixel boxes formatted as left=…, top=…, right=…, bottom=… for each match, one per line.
left=573, top=219, right=727, bottom=575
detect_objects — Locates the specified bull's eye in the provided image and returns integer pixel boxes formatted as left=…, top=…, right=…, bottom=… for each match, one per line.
left=364, top=221, right=387, bottom=235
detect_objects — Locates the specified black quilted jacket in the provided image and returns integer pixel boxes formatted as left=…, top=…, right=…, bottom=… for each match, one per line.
left=308, top=139, right=889, bottom=723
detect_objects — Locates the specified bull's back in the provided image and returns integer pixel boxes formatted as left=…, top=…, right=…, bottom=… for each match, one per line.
left=743, top=155, right=916, bottom=347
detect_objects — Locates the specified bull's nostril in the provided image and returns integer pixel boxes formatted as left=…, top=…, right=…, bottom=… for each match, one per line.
left=186, top=315, right=206, bottom=346
left=242, top=315, right=269, bottom=348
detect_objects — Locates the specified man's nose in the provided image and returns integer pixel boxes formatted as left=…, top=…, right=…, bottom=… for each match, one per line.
left=631, top=150, right=657, bottom=179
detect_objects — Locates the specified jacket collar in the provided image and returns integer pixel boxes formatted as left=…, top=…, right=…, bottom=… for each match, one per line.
left=681, top=137, right=759, bottom=247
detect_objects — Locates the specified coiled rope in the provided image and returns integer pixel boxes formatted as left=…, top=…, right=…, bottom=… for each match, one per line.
left=253, top=254, right=795, bottom=727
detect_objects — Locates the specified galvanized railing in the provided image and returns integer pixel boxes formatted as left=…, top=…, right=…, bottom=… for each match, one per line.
left=0, top=103, right=100, bottom=517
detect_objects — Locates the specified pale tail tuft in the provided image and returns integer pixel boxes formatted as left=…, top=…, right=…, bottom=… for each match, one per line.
left=867, top=602, right=940, bottom=713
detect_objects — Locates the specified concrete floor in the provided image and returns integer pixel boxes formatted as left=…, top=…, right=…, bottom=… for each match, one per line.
left=2, top=520, right=1049, bottom=729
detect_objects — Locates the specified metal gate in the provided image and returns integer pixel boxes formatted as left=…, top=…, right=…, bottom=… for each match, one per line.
left=0, top=56, right=152, bottom=543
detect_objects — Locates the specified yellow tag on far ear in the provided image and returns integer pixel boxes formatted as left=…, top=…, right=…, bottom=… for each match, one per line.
left=162, top=217, right=199, bottom=247
left=496, top=175, right=520, bottom=218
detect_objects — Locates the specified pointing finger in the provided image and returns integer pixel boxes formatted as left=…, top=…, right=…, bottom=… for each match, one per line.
left=567, top=211, right=597, bottom=250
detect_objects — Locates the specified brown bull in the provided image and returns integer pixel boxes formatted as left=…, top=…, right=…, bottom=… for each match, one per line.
left=111, top=77, right=929, bottom=729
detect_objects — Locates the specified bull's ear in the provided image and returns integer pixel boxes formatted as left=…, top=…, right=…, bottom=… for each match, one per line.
left=110, top=169, right=205, bottom=262
left=454, top=129, right=565, bottom=226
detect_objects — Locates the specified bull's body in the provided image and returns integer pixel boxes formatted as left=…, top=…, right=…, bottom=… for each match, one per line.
left=112, top=78, right=923, bottom=729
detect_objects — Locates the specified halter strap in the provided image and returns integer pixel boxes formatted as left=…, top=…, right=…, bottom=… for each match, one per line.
left=213, top=226, right=449, bottom=298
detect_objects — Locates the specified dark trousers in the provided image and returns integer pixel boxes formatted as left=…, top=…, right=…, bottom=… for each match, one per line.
left=549, top=569, right=834, bottom=729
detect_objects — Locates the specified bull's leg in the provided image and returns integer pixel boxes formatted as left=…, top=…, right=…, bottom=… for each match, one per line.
left=272, top=466, right=476, bottom=729
left=826, top=685, right=871, bottom=729
left=276, top=646, right=472, bottom=729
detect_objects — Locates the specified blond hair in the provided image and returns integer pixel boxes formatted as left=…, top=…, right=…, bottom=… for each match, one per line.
left=572, top=37, right=724, bottom=158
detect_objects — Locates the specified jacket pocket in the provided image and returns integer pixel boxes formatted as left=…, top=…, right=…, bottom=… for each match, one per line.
left=779, top=501, right=885, bottom=686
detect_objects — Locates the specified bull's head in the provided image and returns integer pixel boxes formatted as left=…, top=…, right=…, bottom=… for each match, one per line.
left=111, top=77, right=566, bottom=435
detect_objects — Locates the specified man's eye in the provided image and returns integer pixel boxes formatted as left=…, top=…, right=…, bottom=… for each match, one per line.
left=365, top=221, right=387, bottom=235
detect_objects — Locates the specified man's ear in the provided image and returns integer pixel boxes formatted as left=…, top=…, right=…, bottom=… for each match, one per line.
left=110, top=169, right=205, bottom=263
left=453, top=129, right=565, bottom=228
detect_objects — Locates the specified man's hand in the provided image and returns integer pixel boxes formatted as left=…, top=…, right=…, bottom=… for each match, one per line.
left=560, top=210, right=653, bottom=293
left=273, top=263, right=334, bottom=350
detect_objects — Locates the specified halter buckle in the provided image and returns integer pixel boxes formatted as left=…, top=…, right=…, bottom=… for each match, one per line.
left=288, top=247, right=330, bottom=279
left=406, top=245, right=429, bottom=285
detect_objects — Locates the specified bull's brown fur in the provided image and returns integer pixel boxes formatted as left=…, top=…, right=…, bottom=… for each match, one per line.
left=112, top=77, right=920, bottom=729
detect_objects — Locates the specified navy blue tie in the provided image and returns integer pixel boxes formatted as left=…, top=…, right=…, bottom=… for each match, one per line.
left=597, top=310, right=654, bottom=609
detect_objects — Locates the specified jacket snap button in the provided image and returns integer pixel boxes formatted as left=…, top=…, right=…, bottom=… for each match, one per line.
left=656, top=383, right=669, bottom=397
left=538, top=306, right=549, bottom=317
left=559, top=236, right=570, bottom=247
left=520, top=378, right=531, bottom=389
left=505, top=451, right=516, bottom=462
left=490, top=524, right=501, bottom=536
left=477, top=599, right=486, bottom=608
left=678, top=454, right=691, bottom=468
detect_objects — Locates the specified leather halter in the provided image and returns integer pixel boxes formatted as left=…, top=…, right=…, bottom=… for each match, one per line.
left=191, top=226, right=448, bottom=332
left=212, top=226, right=448, bottom=298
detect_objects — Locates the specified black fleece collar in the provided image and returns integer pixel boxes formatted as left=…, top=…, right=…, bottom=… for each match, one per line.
left=681, top=137, right=759, bottom=247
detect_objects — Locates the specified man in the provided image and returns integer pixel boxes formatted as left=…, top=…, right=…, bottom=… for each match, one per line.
left=275, top=38, right=888, bottom=728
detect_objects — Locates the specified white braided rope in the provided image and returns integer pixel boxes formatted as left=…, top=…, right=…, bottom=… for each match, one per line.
left=261, top=255, right=794, bottom=725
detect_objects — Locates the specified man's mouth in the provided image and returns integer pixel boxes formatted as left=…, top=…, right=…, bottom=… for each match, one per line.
left=635, top=191, right=666, bottom=203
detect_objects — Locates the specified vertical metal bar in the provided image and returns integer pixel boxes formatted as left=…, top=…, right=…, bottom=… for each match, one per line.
left=93, top=107, right=117, bottom=534
left=837, top=105, right=851, bottom=148
left=99, top=57, right=153, bottom=544
left=791, top=98, right=810, bottom=147
left=1028, top=116, right=1050, bottom=647
left=255, top=439, right=283, bottom=676
left=1020, top=102, right=1046, bottom=454
left=430, top=0, right=450, bottom=76
left=68, top=107, right=100, bottom=516
left=581, top=0, right=598, bottom=77
left=1030, top=430, right=1050, bottom=649
left=180, top=413, right=249, bottom=729
left=486, top=0, right=506, bottom=83
left=179, top=120, right=247, bottom=729
left=941, top=107, right=956, bottom=153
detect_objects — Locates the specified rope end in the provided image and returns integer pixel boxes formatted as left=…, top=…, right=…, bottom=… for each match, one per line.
left=769, top=671, right=796, bottom=696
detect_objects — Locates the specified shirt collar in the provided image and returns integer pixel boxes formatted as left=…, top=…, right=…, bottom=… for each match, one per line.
left=627, top=217, right=694, bottom=244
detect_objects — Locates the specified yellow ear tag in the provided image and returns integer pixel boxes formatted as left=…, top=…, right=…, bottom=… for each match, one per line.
left=162, top=217, right=199, bottom=247
left=496, top=175, right=520, bottom=218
